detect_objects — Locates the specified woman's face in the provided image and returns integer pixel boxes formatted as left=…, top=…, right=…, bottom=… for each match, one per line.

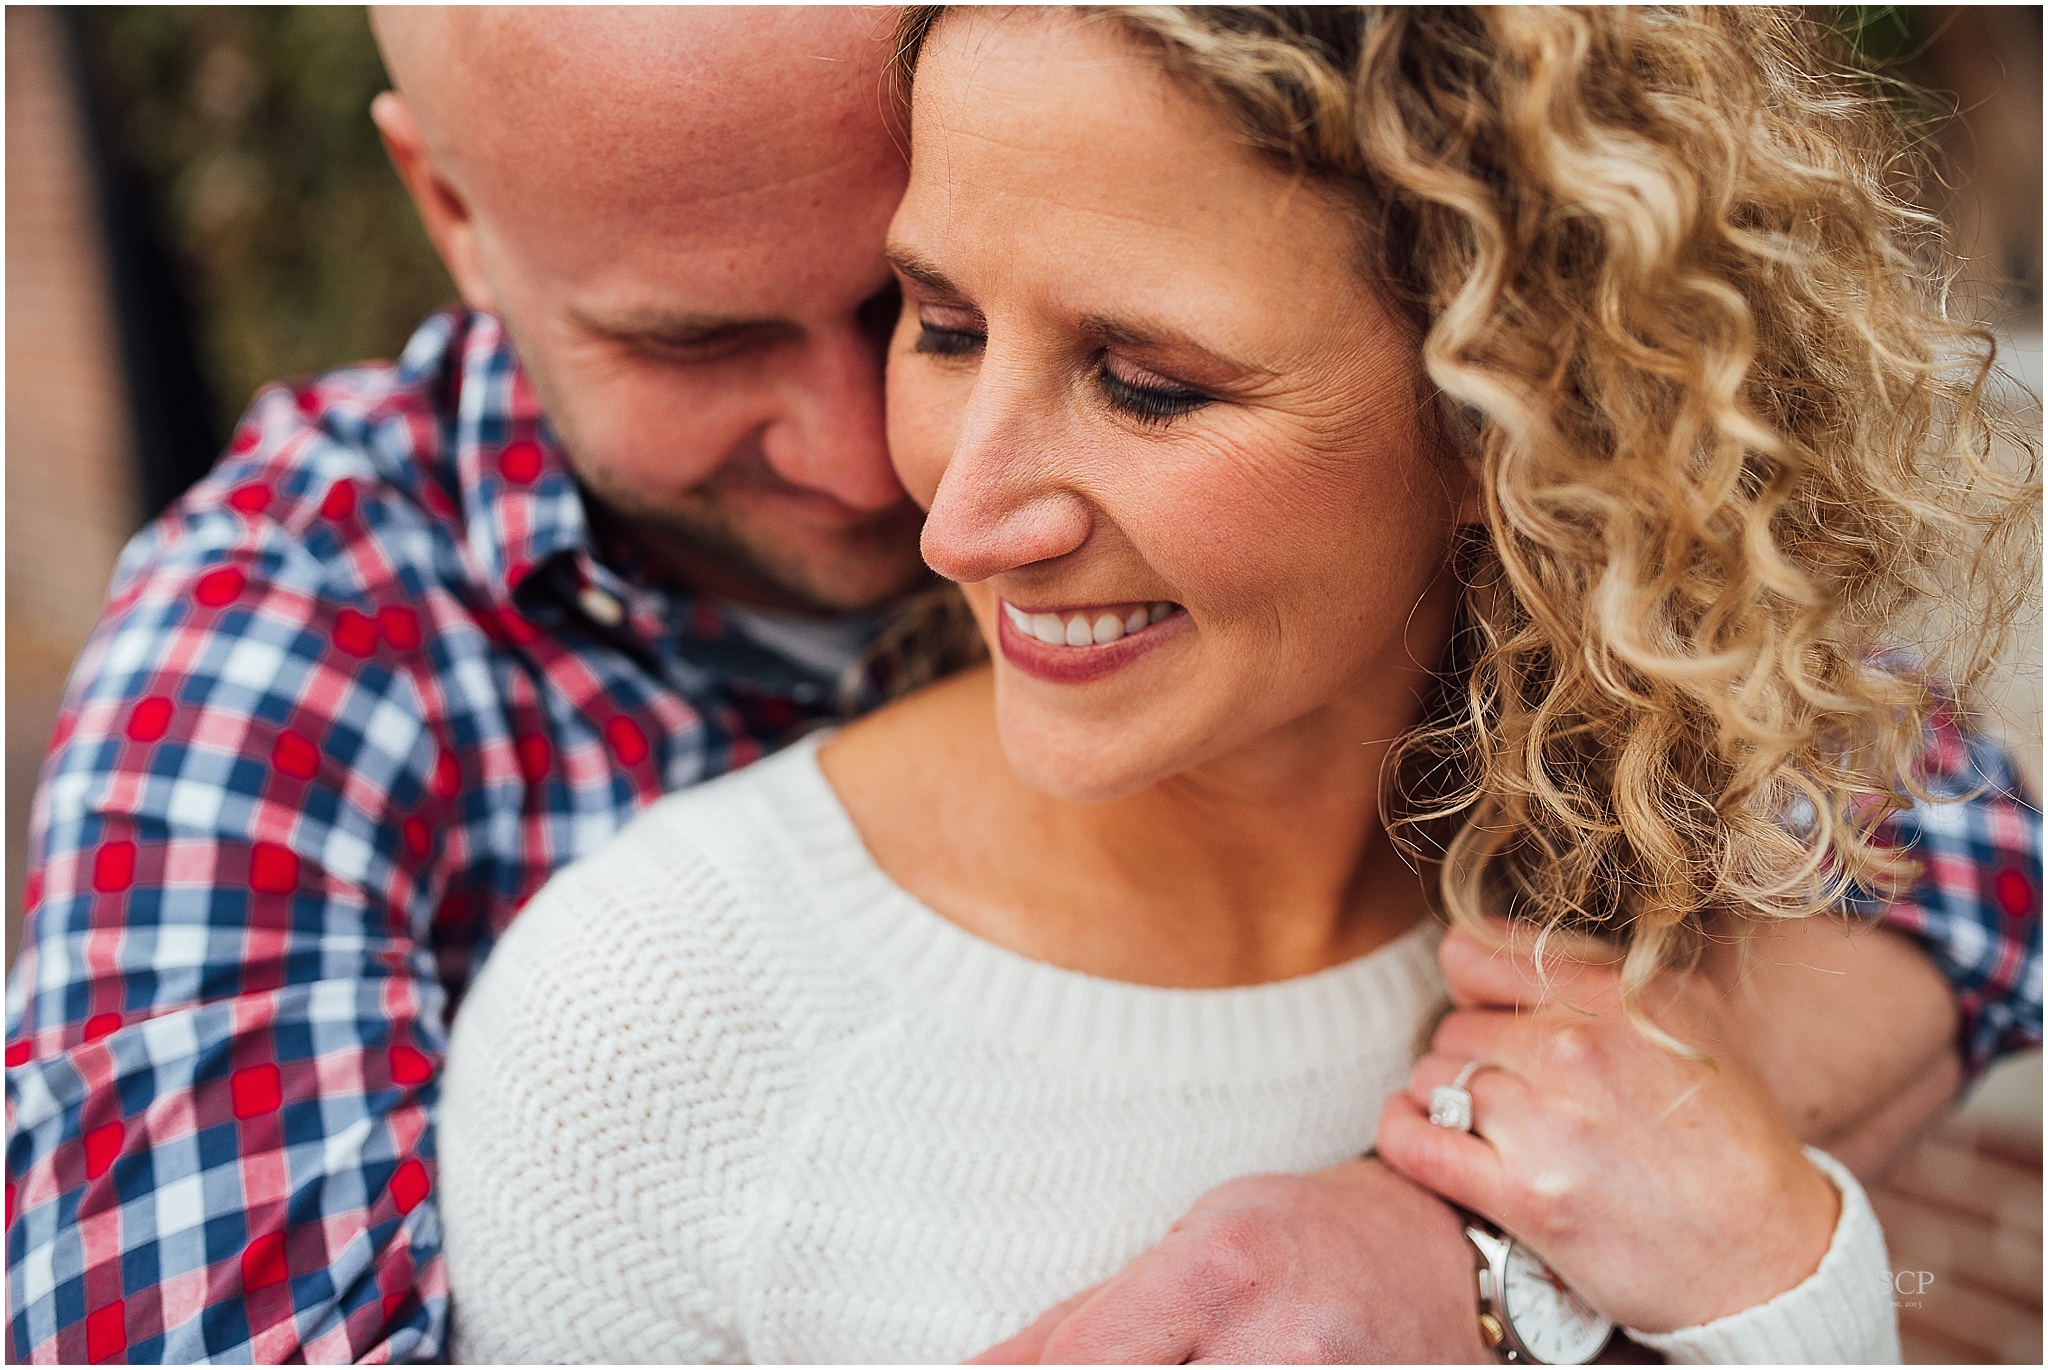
left=887, top=11, right=1470, bottom=803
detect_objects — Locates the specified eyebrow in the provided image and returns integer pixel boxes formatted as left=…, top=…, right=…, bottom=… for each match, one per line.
left=1077, top=314, right=1274, bottom=381
left=882, top=245, right=959, bottom=297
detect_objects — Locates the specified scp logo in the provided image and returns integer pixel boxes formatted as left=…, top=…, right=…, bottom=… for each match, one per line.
left=1888, top=1270, right=1935, bottom=1295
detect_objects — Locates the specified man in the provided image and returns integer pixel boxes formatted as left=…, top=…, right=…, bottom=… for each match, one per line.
left=7, top=8, right=2039, bottom=1363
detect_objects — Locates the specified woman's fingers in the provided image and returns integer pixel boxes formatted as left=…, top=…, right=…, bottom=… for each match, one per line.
left=1439, top=923, right=1618, bottom=1011
left=1428, top=1007, right=1533, bottom=1076
left=1381, top=1063, right=1562, bottom=1245
left=1374, top=1090, right=1510, bottom=1221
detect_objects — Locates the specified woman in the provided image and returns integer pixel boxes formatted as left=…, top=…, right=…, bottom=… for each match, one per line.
left=438, top=7, right=2030, bottom=1362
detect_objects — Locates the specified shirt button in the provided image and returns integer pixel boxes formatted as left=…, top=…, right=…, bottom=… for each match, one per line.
left=577, top=586, right=625, bottom=627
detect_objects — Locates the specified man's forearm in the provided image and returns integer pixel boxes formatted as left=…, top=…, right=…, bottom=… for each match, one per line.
left=1707, top=917, right=1962, bottom=1179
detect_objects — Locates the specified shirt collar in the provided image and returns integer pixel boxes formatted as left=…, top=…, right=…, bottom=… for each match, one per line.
left=402, top=307, right=881, bottom=709
left=432, top=309, right=593, bottom=605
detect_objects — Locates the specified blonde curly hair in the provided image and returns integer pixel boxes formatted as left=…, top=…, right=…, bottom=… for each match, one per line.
left=892, top=6, right=2038, bottom=1001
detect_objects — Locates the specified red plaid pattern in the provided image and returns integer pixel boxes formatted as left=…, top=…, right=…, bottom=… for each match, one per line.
left=6, top=306, right=2039, bottom=1362
left=7, top=310, right=847, bottom=1362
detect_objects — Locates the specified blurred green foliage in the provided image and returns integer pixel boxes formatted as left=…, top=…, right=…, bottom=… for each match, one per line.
left=1833, top=5, right=1930, bottom=71
left=80, top=6, right=453, bottom=432
left=69, top=3, right=2034, bottom=445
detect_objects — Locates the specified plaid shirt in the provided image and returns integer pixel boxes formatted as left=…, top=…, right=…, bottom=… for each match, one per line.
left=1849, top=711, right=2044, bottom=1072
left=7, top=307, right=2042, bottom=1364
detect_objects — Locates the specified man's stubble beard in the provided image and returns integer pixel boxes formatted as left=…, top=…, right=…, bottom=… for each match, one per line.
left=574, top=450, right=932, bottom=616
left=501, top=311, right=930, bottom=615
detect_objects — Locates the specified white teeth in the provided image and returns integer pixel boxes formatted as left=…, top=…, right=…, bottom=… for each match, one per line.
left=1005, top=601, right=1179, bottom=647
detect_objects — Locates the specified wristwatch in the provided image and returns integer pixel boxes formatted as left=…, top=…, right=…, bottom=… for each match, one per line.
left=1461, top=1214, right=1614, bottom=1363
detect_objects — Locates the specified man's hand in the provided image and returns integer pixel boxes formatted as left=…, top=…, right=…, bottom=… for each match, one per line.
left=968, top=1160, right=1489, bottom=1363
left=1378, top=925, right=1839, bottom=1335
left=977, top=913, right=1966, bottom=1362
left=1701, top=916, right=1962, bottom=1178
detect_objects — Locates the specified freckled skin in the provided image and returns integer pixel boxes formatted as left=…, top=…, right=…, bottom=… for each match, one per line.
left=824, top=10, right=1476, bottom=992
left=370, top=7, right=927, bottom=612
left=887, top=12, right=1468, bottom=807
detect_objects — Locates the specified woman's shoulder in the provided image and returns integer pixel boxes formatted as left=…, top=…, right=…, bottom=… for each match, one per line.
left=508, top=732, right=844, bottom=937
left=460, top=734, right=862, bottom=1037
left=438, top=735, right=861, bottom=1361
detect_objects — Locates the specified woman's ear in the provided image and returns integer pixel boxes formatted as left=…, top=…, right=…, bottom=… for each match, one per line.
left=1451, top=459, right=1487, bottom=527
left=370, top=92, right=497, bottom=312
left=1414, top=380, right=1488, bottom=528
left=1430, top=442, right=1486, bottom=528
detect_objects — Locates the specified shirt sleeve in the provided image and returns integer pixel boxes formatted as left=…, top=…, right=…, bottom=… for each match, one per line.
left=1862, top=711, right=2043, bottom=1076
left=6, top=496, right=455, bottom=1362
left=1627, top=1148, right=1899, bottom=1363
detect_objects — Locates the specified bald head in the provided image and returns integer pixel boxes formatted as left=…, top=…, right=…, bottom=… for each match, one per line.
left=372, top=6, right=900, bottom=231
left=364, top=6, right=926, bottom=613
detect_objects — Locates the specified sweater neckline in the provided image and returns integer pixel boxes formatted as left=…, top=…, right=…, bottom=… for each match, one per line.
left=745, top=732, right=1446, bottom=1079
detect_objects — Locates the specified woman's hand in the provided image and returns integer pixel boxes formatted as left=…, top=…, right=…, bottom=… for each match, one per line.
left=1376, top=923, right=1842, bottom=1334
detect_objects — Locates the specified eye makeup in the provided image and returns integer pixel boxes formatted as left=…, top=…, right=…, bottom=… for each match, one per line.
left=1096, top=357, right=1211, bottom=425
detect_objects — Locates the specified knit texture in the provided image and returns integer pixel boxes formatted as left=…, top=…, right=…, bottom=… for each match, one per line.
left=1631, top=1148, right=1899, bottom=1364
left=439, top=734, right=1898, bottom=1364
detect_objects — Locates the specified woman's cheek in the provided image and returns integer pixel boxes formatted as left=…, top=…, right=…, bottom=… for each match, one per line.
left=1135, top=432, right=1361, bottom=623
left=884, top=364, right=961, bottom=513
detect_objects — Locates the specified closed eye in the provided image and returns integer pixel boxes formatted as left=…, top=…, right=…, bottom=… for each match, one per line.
left=1098, top=360, right=1211, bottom=426
left=913, top=320, right=985, bottom=359
left=569, top=302, right=803, bottom=364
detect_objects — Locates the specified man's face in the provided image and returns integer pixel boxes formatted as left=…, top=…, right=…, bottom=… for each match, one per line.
left=379, top=8, right=929, bottom=614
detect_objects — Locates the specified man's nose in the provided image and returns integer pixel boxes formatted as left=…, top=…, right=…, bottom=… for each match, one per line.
left=759, top=325, right=904, bottom=514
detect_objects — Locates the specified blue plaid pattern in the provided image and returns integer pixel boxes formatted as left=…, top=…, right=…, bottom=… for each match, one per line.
left=6, top=310, right=852, bottom=1363
left=1849, top=713, right=2044, bottom=1073
left=6, top=306, right=2042, bottom=1362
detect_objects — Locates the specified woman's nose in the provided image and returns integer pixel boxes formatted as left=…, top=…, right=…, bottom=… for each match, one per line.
left=919, top=384, right=1093, bottom=585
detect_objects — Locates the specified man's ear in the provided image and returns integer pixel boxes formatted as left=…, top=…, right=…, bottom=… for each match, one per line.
left=370, top=92, right=497, bottom=311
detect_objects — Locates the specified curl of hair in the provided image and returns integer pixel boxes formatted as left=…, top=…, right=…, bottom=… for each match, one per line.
left=893, top=7, right=2038, bottom=1006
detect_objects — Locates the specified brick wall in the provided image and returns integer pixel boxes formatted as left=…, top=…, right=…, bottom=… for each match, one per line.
left=5, top=6, right=142, bottom=962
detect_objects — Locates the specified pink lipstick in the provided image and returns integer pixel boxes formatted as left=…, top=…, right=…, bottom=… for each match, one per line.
left=995, top=599, right=1188, bottom=684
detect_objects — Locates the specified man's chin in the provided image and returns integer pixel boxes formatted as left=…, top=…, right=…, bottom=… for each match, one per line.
left=762, top=554, right=935, bottom=615
left=637, top=517, right=930, bottom=614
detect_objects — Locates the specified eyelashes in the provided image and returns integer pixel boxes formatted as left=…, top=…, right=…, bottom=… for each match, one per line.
left=911, top=319, right=1213, bottom=426
left=911, top=322, right=982, bottom=359
left=1096, top=365, right=1209, bottom=425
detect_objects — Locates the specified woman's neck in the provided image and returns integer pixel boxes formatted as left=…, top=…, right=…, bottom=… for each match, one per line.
left=821, top=666, right=1437, bottom=989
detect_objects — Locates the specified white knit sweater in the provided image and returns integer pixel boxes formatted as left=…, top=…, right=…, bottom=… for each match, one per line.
left=438, top=735, right=1899, bottom=1364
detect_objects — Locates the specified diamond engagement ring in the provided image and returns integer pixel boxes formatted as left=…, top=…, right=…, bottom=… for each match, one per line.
left=1428, top=1059, right=1485, bottom=1132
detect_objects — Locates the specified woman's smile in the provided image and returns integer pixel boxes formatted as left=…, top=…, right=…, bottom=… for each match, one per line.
left=996, top=598, right=1188, bottom=684
left=884, top=8, right=1463, bottom=803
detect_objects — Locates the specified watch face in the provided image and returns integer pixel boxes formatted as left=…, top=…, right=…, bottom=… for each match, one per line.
left=1501, top=1242, right=1613, bottom=1364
